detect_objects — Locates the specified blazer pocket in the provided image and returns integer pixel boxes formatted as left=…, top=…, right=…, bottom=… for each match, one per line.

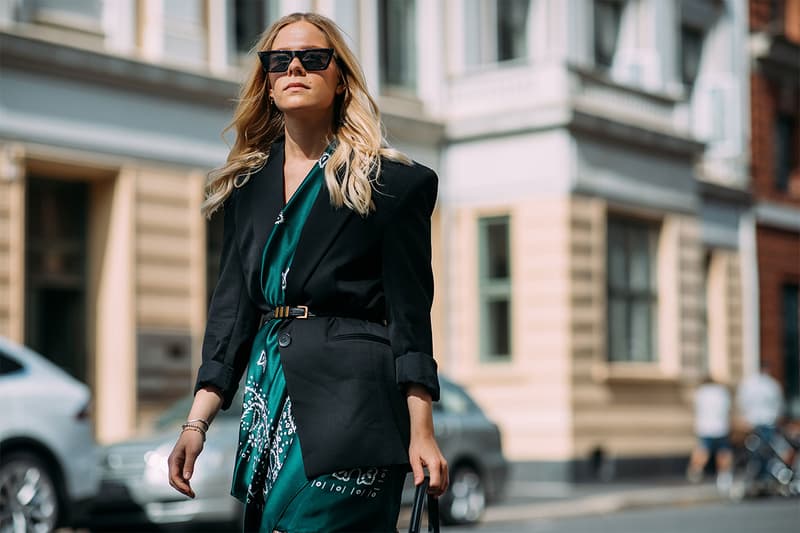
left=329, top=332, right=391, bottom=346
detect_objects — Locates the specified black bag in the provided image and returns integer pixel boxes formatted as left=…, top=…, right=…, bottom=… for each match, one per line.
left=408, top=475, right=440, bottom=533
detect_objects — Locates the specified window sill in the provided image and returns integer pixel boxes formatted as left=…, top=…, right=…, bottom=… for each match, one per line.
left=591, top=362, right=680, bottom=384
left=379, top=92, right=424, bottom=115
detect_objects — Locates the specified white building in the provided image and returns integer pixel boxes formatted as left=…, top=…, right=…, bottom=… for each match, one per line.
left=0, top=0, right=751, bottom=480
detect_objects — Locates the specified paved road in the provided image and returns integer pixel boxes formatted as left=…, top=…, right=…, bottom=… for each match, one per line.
left=444, top=498, right=799, bottom=533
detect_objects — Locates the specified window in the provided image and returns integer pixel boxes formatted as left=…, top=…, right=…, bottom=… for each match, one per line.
left=593, top=0, right=623, bottom=69
left=230, top=0, right=276, bottom=57
left=607, top=216, right=658, bottom=363
left=479, top=217, right=511, bottom=361
left=680, top=23, right=704, bottom=88
left=162, top=0, right=209, bottom=66
left=496, top=0, right=530, bottom=62
left=0, top=353, right=24, bottom=377
left=379, top=0, right=417, bottom=91
left=699, top=251, right=711, bottom=373
left=775, top=112, right=798, bottom=192
left=464, top=0, right=529, bottom=66
left=435, top=380, right=482, bottom=415
left=20, top=0, right=103, bottom=33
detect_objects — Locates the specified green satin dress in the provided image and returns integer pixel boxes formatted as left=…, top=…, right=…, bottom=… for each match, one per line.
left=231, top=150, right=406, bottom=532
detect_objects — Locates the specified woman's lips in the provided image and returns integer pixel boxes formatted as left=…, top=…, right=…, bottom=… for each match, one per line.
left=285, top=83, right=309, bottom=90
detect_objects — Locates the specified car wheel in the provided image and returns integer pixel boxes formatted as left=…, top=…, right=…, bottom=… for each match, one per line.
left=441, top=464, right=486, bottom=525
left=0, top=451, right=60, bottom=533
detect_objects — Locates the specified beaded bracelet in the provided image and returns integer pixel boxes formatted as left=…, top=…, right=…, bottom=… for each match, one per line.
left=180, top=424, right=206, bottom=442
left=186, top=418, right=210, bottom=430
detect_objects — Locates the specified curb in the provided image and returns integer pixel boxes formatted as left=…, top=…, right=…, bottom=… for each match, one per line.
left=482, top=484, right=724, bottom=524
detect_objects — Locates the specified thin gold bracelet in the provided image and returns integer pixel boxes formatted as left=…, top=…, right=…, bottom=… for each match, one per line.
left=186, top=418, right=210, bottom=430
left=180, top=425, right=206, bottom=442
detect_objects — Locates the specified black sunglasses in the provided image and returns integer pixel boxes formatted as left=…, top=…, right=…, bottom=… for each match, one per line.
left=258, top=48, right=335, bottom=73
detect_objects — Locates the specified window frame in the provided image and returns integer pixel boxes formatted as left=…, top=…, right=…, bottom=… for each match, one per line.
left=378, top=0, right=418, bottom=93
left=593, top=0, right=624, bottom=70
left=606, top=215, right=659, bottom=364
left=463, top=0, right=530, bottom=69
left=228, top=0, right=277, bottom=64
left=478, top=215, right=512, bottom=363
left=774, top=111, right=798, bottom=192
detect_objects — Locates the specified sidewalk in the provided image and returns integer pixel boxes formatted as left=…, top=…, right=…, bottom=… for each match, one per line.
left=398, top=477, right=725, bottom=528
left=481, top=478, right=724, bottom=524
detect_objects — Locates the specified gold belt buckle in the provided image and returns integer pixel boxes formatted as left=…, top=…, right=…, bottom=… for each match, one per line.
left=296, top=305, right=309, bottom=319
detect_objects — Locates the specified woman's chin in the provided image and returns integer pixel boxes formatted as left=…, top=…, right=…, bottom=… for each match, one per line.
left=279, top=103, right=333, bottom=120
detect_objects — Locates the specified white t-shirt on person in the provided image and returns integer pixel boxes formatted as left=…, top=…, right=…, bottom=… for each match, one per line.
left=694, top=383, right=731, bottom=438
left=737, top=372, right=784, bottom=427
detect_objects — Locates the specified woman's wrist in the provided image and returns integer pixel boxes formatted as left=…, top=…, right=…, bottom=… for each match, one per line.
left=406, top=384, right=435, bottom=438
left=180, top=423, right=207, bottom=442
left=405, top=384, right=432, bottom=402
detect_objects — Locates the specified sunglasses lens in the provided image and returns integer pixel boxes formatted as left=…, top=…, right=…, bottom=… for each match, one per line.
left=267, top=53, right=292, bottom=72
left=300, top=49, right=332, bottom=70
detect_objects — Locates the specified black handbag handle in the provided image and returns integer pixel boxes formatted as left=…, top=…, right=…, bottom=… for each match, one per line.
left=408, top=475, right=440, bottom=533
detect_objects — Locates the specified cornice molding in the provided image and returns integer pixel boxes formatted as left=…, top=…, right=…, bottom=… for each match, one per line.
left=0, top=30, right=238, bottom=106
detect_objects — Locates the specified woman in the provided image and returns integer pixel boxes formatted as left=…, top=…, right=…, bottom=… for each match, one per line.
left=167, top=12, right=448, bottom=532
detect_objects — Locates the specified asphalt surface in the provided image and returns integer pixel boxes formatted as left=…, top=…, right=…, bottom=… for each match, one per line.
left=444, top=497, right=799, bottom=533
left=59, top=478, right=798, bottom=533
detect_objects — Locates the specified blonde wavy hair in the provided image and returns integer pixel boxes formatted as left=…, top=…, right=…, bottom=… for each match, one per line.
left=201, top=12, right=409, bottom=218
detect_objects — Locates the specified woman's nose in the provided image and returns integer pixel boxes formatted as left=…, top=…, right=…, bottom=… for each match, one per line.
left=287, top=56, right=305, bottom=75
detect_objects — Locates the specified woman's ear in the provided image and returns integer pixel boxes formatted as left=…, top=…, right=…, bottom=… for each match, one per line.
left=336, top=72, right=347, bottom=95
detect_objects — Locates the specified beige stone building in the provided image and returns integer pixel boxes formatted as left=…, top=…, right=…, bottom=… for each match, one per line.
left=1, top=0, right=755, bottom=481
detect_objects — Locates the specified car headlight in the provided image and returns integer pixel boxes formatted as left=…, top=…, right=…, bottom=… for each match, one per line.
left=143, top=443, right=226, bottom=484
left=144, top=449, right=169, bottom=484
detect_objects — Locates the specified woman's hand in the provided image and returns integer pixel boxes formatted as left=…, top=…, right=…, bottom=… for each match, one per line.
left=166, top=387, right=223, bottom=499
left=407, top=385, right=449, bottom=497
left=167, top=431, right=203, bottom=498
left=409, top=432, right=449, bottom=497
left=167, top=430, right=204, bottom=499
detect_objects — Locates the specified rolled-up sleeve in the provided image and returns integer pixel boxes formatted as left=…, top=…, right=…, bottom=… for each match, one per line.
left=382, top=168, right=440, bottom=401
left=194, top=195, right=260, bottom=410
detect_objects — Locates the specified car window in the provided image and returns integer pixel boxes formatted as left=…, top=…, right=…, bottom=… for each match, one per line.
left=438, top=381, right=482, bottom=415
left=0, top=351, right=24, bottom=376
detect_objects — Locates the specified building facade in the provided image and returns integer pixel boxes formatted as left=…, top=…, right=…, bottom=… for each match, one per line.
left=0, top=0, right=757, bottom=480
left=749, top=0, right=800, bottom=417
left=433, top=0, right=752, bottom=480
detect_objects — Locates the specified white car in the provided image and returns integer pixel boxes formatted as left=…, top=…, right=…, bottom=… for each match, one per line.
left=0, top=336, right=100, bottom=531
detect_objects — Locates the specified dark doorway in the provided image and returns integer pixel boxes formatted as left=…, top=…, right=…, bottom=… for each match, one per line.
left=25, top=177, right=89, bottom=383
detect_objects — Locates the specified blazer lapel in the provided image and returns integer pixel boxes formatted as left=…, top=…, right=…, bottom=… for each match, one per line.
left=246, top=139, right=285, bottom=258
left=286, top=173, right=353, bottom=303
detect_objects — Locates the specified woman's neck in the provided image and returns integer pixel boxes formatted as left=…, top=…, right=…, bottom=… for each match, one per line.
left=283, top=113, right=332, bottom=162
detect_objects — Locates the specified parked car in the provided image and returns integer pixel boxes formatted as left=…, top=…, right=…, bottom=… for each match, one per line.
left=84, top=392, right=245, bottom=530
left=85, top=375, right=507, bottom=529
left=414, top=376, right=507, bottom=524
left=0, top=336, right=100, bottom=532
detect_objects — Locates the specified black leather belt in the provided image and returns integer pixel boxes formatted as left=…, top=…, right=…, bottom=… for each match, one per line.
left=260, top=305, right=315, bottom=328
left=259, top=305, right=388, bottom=328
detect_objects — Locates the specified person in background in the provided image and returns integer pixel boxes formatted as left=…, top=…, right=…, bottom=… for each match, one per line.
left=737, top=362, right=784, bottom=441
left=736, top=361, right=786, bottom=481
left=687, top=375, right=733, bottom=492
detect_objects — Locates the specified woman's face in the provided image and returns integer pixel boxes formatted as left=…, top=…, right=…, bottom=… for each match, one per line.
left=267, top=21, right=343, bottom=118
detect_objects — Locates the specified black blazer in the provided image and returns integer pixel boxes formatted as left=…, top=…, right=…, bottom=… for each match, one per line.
left=194, top=138, right=440, bottom=478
